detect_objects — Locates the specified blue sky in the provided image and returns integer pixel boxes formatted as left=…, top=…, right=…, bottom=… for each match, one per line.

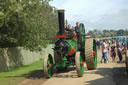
left=50, top=0, right=128, bottom=31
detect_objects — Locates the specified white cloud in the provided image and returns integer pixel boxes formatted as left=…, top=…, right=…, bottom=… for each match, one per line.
left=50, top=0, right=128, bottom=31
left=92, top=9, right=128, bottom=28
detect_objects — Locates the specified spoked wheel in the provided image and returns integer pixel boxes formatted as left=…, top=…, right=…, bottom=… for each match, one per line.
left=43, top=54, right=54, bottom=78
left=85, top=38, right=97, bottom=70
left=75, top=51, right=84, bottom=77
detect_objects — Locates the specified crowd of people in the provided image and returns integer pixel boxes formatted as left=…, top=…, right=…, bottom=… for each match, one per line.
left=96, top=39, right=127, bottom=63
left=66, top=22, right=127, bottom=64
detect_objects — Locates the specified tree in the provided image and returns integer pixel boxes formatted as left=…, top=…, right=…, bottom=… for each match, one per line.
left=0, top=0, right=58, bottom=52
left=87, top=30, right=96, bottom=38
left=117, top=29, right=125, bottom=36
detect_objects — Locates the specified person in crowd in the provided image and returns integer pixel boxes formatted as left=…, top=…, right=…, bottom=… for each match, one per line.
left=67, top=24, right=72, bottom=29
left=122, top=39, right=127, bottom=49
left=101, top=40, right=108, bottom=63
left=100, top=40, right=103, bottom=50
left=117, top=41, right=124, bottom=63
left=110, top=40, right=116, bottom=62
left=106, top=40, right=109, bottom=53
left=65, top=24, right=75, bottom=38
left=127, top=38, right=128, bottom=49
left=72, top=26, right=75, bottom=31
left=122, top=39, right=127, bottom=57
left=105, top=40, right=109, bottom=62
left=97, top=39, right=100, bottom=50
left=108, top=40, right=111, bottom=47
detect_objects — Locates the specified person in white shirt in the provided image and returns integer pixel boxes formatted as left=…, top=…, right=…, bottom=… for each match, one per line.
left=101, top=40, right=108, bottom=63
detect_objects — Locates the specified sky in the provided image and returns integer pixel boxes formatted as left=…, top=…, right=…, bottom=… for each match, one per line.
left=49, top=0, right=128, bottom=31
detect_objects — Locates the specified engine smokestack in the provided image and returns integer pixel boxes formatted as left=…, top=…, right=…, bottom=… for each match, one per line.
left=57, top=10, right=65, bottom=35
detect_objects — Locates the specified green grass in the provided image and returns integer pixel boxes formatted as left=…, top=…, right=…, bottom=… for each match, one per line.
left=0, top=60, right=43, bottom=85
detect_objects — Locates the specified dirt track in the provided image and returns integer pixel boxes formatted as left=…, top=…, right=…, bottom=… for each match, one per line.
left=19, top=50, right=128, bottom=85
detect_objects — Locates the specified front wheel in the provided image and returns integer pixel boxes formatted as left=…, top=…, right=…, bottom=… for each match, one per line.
left=43, top=54, right=54, bottom=78
left=75, top=51, right=84, bottom=77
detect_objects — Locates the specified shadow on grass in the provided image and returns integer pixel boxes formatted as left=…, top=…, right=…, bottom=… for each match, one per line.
left=25, top=70, right=45, bottom=79
left=3, top=67, right=78, bottom=79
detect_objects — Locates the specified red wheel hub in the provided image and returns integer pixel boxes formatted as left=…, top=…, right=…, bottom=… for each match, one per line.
left=50, top=64, right=52, bottom=68
left=81, top=62, right=84, bottom=66
left=93, top=51, right=96, bottom=56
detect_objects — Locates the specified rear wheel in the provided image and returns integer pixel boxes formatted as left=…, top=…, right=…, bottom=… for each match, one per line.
left=75, top=51, right=84, bottom=77
left=43, top=54, right=54, bottom=78
left=85, top=38, right=97, bottom=70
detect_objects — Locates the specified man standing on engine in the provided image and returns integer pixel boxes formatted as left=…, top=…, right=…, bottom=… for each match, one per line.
left=75, top=22, right=81, bottom=49
left=75, top=22, right=80, bottom=33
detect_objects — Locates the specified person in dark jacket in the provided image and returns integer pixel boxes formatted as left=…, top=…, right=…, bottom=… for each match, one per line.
left=117, top=41, right=124, bottom=63
left=75, top=22, right=80, bottom=33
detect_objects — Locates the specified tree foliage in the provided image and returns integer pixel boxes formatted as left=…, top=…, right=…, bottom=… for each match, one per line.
left=0, top=0, right=58, bottom=52
left=87, top=29, right=128, bottom=38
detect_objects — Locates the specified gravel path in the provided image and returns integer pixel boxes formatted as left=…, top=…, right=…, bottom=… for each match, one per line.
left=19, top=49, right=128, bottom=85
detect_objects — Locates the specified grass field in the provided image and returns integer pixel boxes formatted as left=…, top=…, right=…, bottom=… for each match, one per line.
left=0, top=60, right=43, bottom=85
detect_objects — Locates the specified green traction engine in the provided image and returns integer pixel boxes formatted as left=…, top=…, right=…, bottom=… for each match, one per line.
left=43, top=10, right=97, bottom=78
